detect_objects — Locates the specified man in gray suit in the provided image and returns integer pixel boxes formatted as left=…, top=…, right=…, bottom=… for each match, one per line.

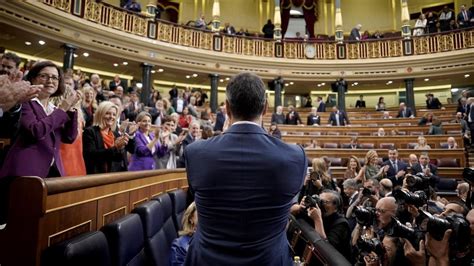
left=184, top=72, right=307, bottom=265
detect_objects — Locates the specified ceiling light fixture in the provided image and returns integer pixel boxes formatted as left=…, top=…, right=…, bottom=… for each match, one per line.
left=136, top=83, right=143, bottom=89
left=285, top=83, right=289, bottom=86
left=321, top=82, right=325, bottom=86
left=424, top=78, right=429, bottom=81
left=151, top=70, right=156, bottom=74
left=122, top=62, right=128, bottom=65
left=192, top=73, right=198, bottom=77
left=353, top=82, right=358, bottom=85
left=113, top=63, right=119, bottom=67
left=219, top=79, right=224, bottom=82
left=25, top=41, right=31, bottom=46
left=465, top=74, right=470, bottom=78
left=186, top=75, right=191, bottom=79
left=73, top=54, right=78, bottom=58
left=289, top=82, right=294, bottom=85
left=158, top=69, right=164, bottom=72
left=82, top=52, right=89, bottom=57
left=225, top=77, right=230, bottom=81
left=38, top=40, right=46, bottom=45
left=317, top=84, right=321, bottom=87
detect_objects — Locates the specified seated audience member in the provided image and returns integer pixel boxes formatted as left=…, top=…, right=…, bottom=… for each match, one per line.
left=307, top=190, right=352, bottom=261
left=414, top=136, right=431, bottom=150
left=456, top=182, right=469, bottom=204
left=316, top=96, right=326, bottom=112
left=177, top=121, right=201, bottom=168
left=306, top=139, right=322, bottom=149
left=128, top=112, right=167, bottom=171
left=397, top=102, right=414, bottom=118
left=304, top=95, right=312, bottom=108
left=382, top=148, right=407, bottom=188
left=411, top=152, right=440, bottom=186
left=376, top=127, right=385, bottom=137
left=222, top=22, right=236, bottom=35
left=446, top=136, right=458, bottom=149
left=381, top=111, right=391, bottom=119
left=81, top=85, right=97, bottom=128
left=52, top=74, right=87, bottom=176
left=83, top=101, right=137, bottom=174
left=426, top=93, right=443, bottom=109
left=156, top=116, right=186, bottom=169
left=413, top=13, right=427, bottom=36
left=407, top=153, right=418, bottom=169
left=355, top=95, right=366, bottom=108
left=307, top=158, right=337, bottom=192
left=349, top=136, right=360, bottom=149
left=109, top=75, right=126, bottom=91
left=328, top=106, right=350, bottom=126
left=271, top=105, right=285, bottom=124
left=262, top=19, right=275, bottom=39
left=307, top=107, right=321, bottom=126
left=344, top=155, right=361, bottom=179
left=378, top=178, right=393, bottom=197
left=147, top=90, right=161, bottom=108
left=268, top=122, right=281, bottom=139
left=418, top=111, right=433, bottom=126
left=372, top=30, right=384, bottom=39
left=178, top=106, right=193, bottom=128
left=285, top=105, right=302, bottom=125
left=376, top=96, right=386, bottom=111
left=170, top=202, right=197, bottom=266
left=124, top=0, right=141, bottom=12
left=428, top=117, right=443, bottom=135
left=0, top=61, right=80, bottom=179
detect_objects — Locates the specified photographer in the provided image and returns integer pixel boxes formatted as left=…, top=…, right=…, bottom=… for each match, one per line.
left=306, top=190, right=352, bottom=262
left=346, top=179, right=380, bottom=228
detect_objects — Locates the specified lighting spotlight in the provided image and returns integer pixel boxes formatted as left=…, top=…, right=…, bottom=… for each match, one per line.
left=83, top=52, right=89, bottom=57
left=192, top=73, right=198, bottom=77
left=113, top=63, right=119, bottom=67
left=465, top=74, right=470, bottom=78
left=158, top=69, right=164, bottom=72
left=73, top=54, right=78, bottom=58
left=25, top=41, right=32, bottom=46
left=225, top=77, right=230, bottom=81
left=123, top=62, right=128, bottom=65
left=151, top=70, right=156, bottom=74
left=424, top=78, right=429, bottom=81
left=38, top=40, right=46, bottom=45
left=289, top=82, right=294, bottom=85
left=186, top=75, right=191, bottom=79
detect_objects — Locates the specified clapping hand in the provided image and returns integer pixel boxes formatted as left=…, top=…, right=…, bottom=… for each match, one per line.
left=114, top=135, right=129, bottom=149
left=58, top=90, right=81, bottom=112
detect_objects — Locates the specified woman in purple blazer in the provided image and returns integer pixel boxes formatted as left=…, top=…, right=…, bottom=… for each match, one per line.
left=0, top=61, right=80, bottom=178
left=128, top=112, right=167, bottom=171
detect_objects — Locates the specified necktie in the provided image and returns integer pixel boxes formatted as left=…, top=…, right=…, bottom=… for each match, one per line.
left=336, top=112, right=340, bottom=126
left=464, top=11, right=468, bottom=21
left=392, top=161, right=398, bottom=173
left=403, top=110, right=406, bottom=117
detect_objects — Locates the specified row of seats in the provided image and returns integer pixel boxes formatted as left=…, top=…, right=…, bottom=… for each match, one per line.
left=282, top=130, right=461, bottom=136
left=321, top=157, right=459, bottom=167
left=41, top=189, right=187, bottom=266
left=305, top=142, right=458, bottom=149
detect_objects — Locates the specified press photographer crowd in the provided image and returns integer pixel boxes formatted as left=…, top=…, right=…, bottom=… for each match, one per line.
left=289, top=152, right=474, bottom=266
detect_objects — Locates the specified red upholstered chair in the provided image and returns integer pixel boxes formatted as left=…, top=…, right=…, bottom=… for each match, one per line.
left=380, top=143, right=395, bottom=149
left=439, top=142, right=449, bottom=149
left=407, top=143, right=417, bottom=149
left=308, top=132, right=321, bottom=136
left=327, top=157, right=342, bottom=166
left=323, top=143, right=338, bottom=148
left=399, top=123, right=411, bottom=126
left=446, top=130, right=461, bottom=135
left=327, top=132, right=340, bottom=136
left=346, top=132, right=359, bottom=136
left=341, top=143, right=351, bottom=148
left=397, top=131, right=407, bottom=135
left=410, top=131, right=424, bottom=136
left=436, top=158, right=459, bottom=167
left=360, top=143, right=375, bottom=149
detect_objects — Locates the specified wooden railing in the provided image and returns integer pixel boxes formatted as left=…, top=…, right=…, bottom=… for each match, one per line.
left=40, top=0, right=474, bottom=60
left=0, top=169, right=187, bottom=266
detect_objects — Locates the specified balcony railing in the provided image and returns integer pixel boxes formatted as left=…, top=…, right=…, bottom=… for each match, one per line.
left=42, top=0, right=474, bottom=60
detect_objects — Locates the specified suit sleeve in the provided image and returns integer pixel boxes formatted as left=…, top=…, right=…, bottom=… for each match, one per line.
left=61, top=110, right=78, bottom=144
left=82, top=127, right=124, bottom=162
left=21, top=102, right=70, bottom=140
left=134, top=134, right=152, bottom=157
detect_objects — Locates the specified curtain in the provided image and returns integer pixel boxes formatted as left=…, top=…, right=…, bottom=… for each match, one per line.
left=281, top=0, right=318, bottom=38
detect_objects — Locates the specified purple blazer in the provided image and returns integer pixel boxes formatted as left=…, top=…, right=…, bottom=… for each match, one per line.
left=0, top=100, right=78, bottom=178
left=128, top=130, right=167, bottom=171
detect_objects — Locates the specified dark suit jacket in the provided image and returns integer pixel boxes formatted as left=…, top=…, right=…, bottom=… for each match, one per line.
left=184, top=123, right=306, bottom=265
left=108, top=80, right=127, bottom=91
left=82, top=126, right=135, bottom=174
left=411, top=163, right=440, bottom=186
left=317, top=102, right=326, bottom=112
left=0, top=105, right=21, bottom=167
left=0, top=101, right=77, bottom=178
left=271, top=113, right=285, bottom=124
left=457, top=10, right=472, bottom=27
left=286, top=111, right=302, bottom=125
left=426, top=98, right=442, bottom=109
left=214, top=111, right=225, bottom=131
left=307, top=114, right=321, bottom=125
left=328, top=111, right=350, bottom=126
left=349, top=28, right=360, bottom=41
left=355, top=100, right=366, bottom=108
left=397, top=107, right=413, bottom=118
left=382, top=160, right=408, bottom=187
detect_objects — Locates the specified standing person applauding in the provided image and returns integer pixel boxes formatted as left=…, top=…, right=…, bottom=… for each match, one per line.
left=83, top=101, right=137, bottom=174
left=0, top=61, right=80, bottom=178
left=128, top=112, right=167, bottom=171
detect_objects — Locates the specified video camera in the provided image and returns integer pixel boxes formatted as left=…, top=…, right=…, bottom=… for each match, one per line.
left=354, top=206, right=376, bottom=227
left=392, top=189, right=427, bottom=208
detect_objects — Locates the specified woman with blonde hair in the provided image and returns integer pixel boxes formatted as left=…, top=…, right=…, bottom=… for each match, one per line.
left=170, top=202, right=197, bottom=265
left=162, top=98, right=175, bottom=115
left=414, top=136, right=431, bottom=150
left=344, top=156, right=361, bottom=179
left=82, top=101, right=137, bottom=174
left=81, top=84, right=97, bottom=128
left=355, top=150, right=387, bottom=182
left=303, top=158, right=337, bottom=195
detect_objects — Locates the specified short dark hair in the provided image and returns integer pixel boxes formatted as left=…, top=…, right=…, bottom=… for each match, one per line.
left=226, top=72, right=266, bottom=120
left=109, top=95, right=123, bottom=103
left=2, top=52, right=21, bottom=67
left=25, top=61, right=65, bottom=97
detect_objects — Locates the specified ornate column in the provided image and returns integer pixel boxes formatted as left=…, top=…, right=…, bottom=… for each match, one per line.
left=211, top=0, right=221, bottom=32
left=140, top=63, right=154, bottom=104
left=209, top=74, right=219, bottom=113
left=335, top=0, right=343, bottom=43
left=401, top=0, right=411, bottom=39
left=62, top=44, right=76, bottom=71
left=273, top=4, right=282, bottom=41
left=405, top=78, right=416, bottom=116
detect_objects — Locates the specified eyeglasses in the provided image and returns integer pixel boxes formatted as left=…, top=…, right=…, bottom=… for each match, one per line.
left=375, top=208, right=396, bottom=214
left=37, top=73, right=59, bottom=82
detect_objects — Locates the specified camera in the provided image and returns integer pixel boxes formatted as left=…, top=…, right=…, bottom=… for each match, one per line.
left=405, top=174, right=431, bottom=191
left=303, top=194, right=322, bottom=210
left=463, top=167, right=474, bottom=183
left=354, top=206, right=376, bottom=227
left=356, top=237, right=385, bottom=257
left=362, top=187, right=375, bottom=197
left=392, top=189, right=427, bottom=208
left=426, top=213, right=471, bottom=253
left=385, top=217, right=424, bottom=250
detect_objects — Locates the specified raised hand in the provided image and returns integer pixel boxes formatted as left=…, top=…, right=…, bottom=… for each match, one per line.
left=58, top=90, right=81, bottom=112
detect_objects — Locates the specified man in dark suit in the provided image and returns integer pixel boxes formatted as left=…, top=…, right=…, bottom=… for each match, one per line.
left=213, top=104, right=226, bottom=131
left=396, top=102, right=414, bottom=118
left=316, top=96, right=326, bottom=112
left=355, top=95, right=366, bottom=108
left=457, top=4, right=472, bottom=28
left=426, top=93, right=443, bottom=109
left=285, top=105, right=302, bottom=125
left=349, top=24, right=362, bottom=41
left=307, top=107, right=320, bottom=125
left=184, top=72, right=306, bottom=265
left=109, top=75, right=127, bottom=91
left=222, top=22, right=236, bottom=35
left=328, top=106, right=350, bottom=126
left=382, top=148, right=408, bottom=188
left=411, top=152, right=440, bottom=186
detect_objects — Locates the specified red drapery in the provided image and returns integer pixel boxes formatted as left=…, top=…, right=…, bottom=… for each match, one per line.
left=281, top=0, right=318, bottom=38
left=157, top=0, right=179, bottom=23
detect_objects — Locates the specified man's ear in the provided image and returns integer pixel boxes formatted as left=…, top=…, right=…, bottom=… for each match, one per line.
left=261, top=99, right=268, bottom=116
left=225, top=100, right=232, bottom=119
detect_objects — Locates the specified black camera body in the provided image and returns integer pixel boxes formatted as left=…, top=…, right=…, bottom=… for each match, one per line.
left=362, top=187, right=374, bottom=197
left=463, top=167, right=474, bottom=183
left=303, top=194, right=322, bottom=210
left=405, top=174, right=431, bottom=191
left=385, top=217, right=424, bottom=250
left=392, top=189, right=427, bottom=208
left=356, top=237, right=385, bottom=257
left=426, top=213, right=471, bottom=253
left=354, top=206, right=376, bottom=227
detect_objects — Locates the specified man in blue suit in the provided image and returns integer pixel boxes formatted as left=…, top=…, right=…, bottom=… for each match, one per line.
left=184, top=72, right=307, bottom=265
left=381, top=148, right=408, bottom=188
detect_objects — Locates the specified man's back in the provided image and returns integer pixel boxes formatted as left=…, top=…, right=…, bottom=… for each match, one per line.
left=184, top=123, right=306, bottom=265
